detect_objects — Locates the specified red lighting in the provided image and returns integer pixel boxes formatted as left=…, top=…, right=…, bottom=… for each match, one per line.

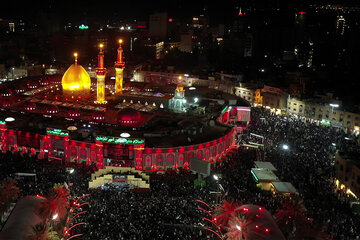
left=136, top=25, right=147, bottom=29
left=168, top=18, right=173, bottom=22
left=258, top=207, right=263, bottom=212
left=36, top=194, right=45, bottom=199
left=243, top=207, right=249, bottom=212
left=265, top=228, right=270, bottom=233
left=298, top=11, right=306, bottom=15
left=255, top=225, right=260, bottom=229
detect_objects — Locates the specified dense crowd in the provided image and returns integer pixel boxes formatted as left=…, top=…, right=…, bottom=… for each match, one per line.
left=76, top=172, right=213, bottom=240
left=1, top=106, right=360, bottom=239
left=243, top=108, right=360, bottom=239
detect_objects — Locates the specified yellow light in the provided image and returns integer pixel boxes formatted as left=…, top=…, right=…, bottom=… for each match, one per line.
left=69, top=84, right=80, bottom=90
left=74, top=52, right=78, bottom=57
left=99, top=43, right=104, bottom=48
left=346, top=189, right=357, bottom=198
left=62, top=63, right=91, bottom=97
left=119, top=39, right=123, bottom=44
left=335, top=179, right=339, bottom=187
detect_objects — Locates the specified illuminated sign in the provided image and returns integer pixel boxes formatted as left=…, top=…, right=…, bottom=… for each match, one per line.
left=96, top=135, right=144, bottom=144
left=221, top=106, right=228, bottom=114
left=79, top=24, right=89, bottom=30
left=46, top=128, right=69, bottom=136
left=321, top=119, right=331, bottom=127
left=251, top=170, right=259, bottom=181
left=0, top=121, right=5, bottom=125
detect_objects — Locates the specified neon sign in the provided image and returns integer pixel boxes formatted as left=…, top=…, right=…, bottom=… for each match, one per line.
left=96, top=135, right=144, bottom=144
left=79, top=24, right=89, bottom=30
left=221, top=106, right=228, bottom=114
left=47, top=128, right=69, bottom=136
left=251, top=170, right=259, bottom=181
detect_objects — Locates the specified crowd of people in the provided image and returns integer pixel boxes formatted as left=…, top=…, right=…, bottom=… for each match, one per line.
left=1, top=106, right=360, bottom=239
left=242, top=107, right=360, bottom=239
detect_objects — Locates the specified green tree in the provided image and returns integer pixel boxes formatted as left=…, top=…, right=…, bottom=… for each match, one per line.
left=27, top=222, right=60, bottom=240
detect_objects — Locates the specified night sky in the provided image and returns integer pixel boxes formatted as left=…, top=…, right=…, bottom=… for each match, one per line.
left=1, top=0, right=341, bottom=23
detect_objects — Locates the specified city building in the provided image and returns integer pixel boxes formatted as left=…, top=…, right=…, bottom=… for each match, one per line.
left=235, top=86, right=255, bottom=105
left=335, top=151, right=360, bottom=199
left=149, top=12, right=168, bottom=40
left=180, top=31, right=193, bottom=53
left=254, top=86, right=287, bottom=115
left=287, top=96, right=360, bottom=132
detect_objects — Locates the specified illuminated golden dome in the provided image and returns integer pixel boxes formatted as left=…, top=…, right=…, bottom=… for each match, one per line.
left=62, top=61, right=91, bottom=97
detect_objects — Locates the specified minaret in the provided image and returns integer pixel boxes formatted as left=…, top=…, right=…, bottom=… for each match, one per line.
left=114, top=39, right=125, bottom=94
left=95, top=43, right=107, bottom=104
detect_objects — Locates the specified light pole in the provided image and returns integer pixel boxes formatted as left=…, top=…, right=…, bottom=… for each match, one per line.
left=329, top=103, right=339, bottom=114
left=281, top=144, right=289, bottom=175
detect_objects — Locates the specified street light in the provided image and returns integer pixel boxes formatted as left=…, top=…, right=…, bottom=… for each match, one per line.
left=236, top=225, right=242, bottom=231
left=282, top=144, right=289, bottom=150
left=5, top=117, right=15, bottom=122
left=329, top=103, right=339, bottom=114
left=213, top=175, right=219, bottom=181
left=52, top=213, right=58, bottom=220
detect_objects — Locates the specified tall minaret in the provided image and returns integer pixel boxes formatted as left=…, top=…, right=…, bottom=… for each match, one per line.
left=114, top=39, right=125, bottom=94
left=95, top=43, right=107, bottom=104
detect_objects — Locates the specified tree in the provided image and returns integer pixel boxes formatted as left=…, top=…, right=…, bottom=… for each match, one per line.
left=0, top=178, right=20, bottom=215
left=27, top=222, right=60, bottom=240
left=274, top=199, right=327, bottom=240
left=214, top=200, right=240, bottom=229
left=37, top=184, right=69, bottom=221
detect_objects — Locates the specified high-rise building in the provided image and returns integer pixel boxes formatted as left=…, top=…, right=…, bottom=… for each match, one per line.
left=336, top=15, right=346, bottom=35
left=149, top=12, right=168, bottom=40
left=180, top=31, right=193, bottom=53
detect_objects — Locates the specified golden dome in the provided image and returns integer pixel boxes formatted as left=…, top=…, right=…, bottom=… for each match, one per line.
left=62, top=63, right=91, bottom=97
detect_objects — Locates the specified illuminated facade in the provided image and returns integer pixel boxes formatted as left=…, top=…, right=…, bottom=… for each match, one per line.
left=169, top=76, right=186, bottom=112
left=61, top=53, right=91, bottom=97
left=0, top=121, right=237, bottom=171
left=114, top=39, right=125, bottom=94
left=95, top=44, right=107, bottom=104
left=335, top=152, right=360, bottom=199
left=0, top=38, right=251, bottom=172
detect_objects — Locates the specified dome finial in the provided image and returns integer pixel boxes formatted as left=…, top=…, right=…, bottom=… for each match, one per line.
left=99, top=43, right=104, bottom=53
left=74, top=52, right=78, bottom=64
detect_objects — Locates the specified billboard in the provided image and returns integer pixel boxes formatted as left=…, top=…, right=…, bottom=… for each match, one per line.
left=263, top=85, right=283, bottom=95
